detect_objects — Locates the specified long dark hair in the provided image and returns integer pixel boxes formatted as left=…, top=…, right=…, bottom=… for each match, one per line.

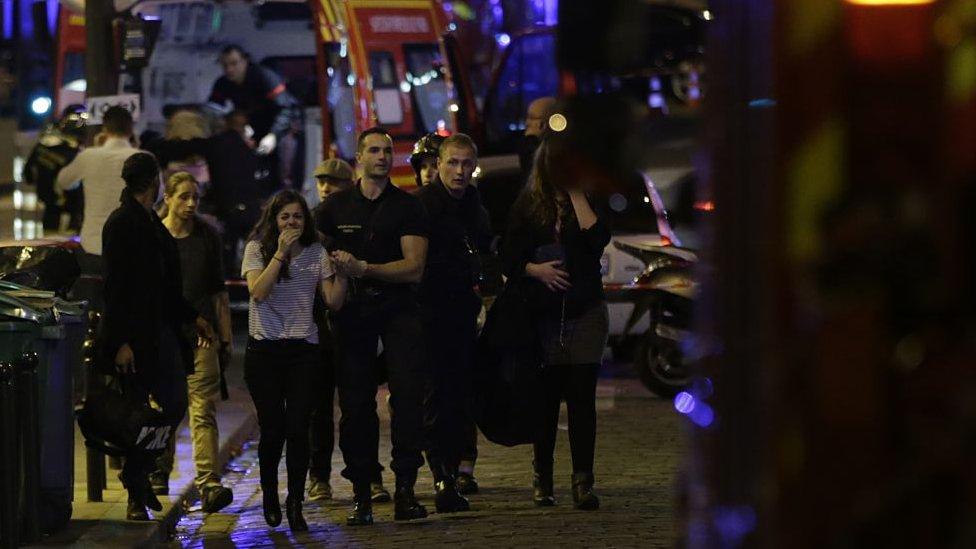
left=247, top=190, right=317, bottom=280
left=521, top=137, right=571, bottom=235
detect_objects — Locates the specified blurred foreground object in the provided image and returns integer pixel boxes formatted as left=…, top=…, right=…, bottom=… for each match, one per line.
left=688, top=0, right=976, bottom=547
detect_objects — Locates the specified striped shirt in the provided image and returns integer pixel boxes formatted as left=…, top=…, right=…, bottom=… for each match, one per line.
left=241, top=241, right=335, bottom=342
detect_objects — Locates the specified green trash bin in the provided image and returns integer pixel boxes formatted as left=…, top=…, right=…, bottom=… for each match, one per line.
left=0, top=284, right=87, bottom=538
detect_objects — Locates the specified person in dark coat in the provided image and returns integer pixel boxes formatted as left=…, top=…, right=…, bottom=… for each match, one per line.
left=501, top=121, right=610, bottom=512
left=100, top=152, right=215, bottom=521
left=416, top=133, right=493, bottom=508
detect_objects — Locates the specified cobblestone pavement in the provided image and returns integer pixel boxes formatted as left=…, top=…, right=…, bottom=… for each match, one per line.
left=169, top=378, right=683, bottom=548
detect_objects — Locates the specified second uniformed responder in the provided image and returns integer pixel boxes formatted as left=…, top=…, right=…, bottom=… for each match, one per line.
left=416, top=133, right=493, bottom=511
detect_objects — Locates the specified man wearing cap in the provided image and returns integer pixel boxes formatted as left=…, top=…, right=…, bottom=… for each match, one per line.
left=308, top=158, right=392, bottom=504
left=313, top=158, right=355, bottom=208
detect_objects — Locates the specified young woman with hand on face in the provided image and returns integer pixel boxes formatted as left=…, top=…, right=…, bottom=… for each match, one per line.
left=241, top=190, right=347, bottom=532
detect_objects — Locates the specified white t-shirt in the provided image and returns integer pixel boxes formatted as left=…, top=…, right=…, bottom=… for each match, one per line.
left=241, top=241, right=335, bottom=343
left=56, top=137, right=140, bottom=255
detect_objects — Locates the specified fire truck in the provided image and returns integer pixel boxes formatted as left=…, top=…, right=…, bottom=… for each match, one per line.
left=52, top=0, right=477, bottom=188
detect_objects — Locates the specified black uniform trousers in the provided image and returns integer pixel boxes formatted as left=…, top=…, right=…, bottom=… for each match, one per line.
left=422, top=290, right=481, bottom=476
left=308, top=318, right=388, bottom=484
left=307, top=320, right=337, bottom=482
left=332, top=300, right=427, bottom=488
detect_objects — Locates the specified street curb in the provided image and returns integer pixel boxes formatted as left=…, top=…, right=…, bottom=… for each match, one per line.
left=139, top=397, right=258, bottom=547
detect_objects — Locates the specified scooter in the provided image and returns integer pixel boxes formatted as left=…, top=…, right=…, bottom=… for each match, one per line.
left=612, top=240, right=698, bottom=398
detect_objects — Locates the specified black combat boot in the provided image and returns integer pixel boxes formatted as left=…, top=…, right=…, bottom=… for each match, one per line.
left=393, top=475, right=429, bottom=521
left=571, top=472, right=600, bottom=511
left=431, top=462, right=470, bottom=513
left=346, top=484, right=374, bottom=526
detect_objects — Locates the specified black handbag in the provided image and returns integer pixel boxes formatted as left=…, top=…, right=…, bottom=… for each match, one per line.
left=472, top=279, right=544, bottom=447
left=480, top=278, right=537, bottom=350
left=76, top=371, right=175, bottom=458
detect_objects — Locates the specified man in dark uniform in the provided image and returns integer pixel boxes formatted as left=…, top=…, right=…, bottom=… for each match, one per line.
left=23, top=105, right=87, bottom=232
left=416, top=133, right=493, bottom=511
left=308, top=158, right=392, bottom=504
left=316, top=128, right=430, bottom=526
left=208, top=45, right=301, bottom=187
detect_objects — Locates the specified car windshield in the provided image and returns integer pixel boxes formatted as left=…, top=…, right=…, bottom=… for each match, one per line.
left=403, top=44, right=454, bottom=135
left=324, top=43, right=357, bottom=159
left=485, top=32, right=559, bottom=151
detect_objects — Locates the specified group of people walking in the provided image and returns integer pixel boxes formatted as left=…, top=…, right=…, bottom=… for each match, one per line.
left=91, top=98, right=609, bottom=531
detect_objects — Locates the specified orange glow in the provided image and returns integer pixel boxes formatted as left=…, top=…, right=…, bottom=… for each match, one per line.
left=694, top=200, right=716, bottom=212
left=845, top=0, right=934, bottom=5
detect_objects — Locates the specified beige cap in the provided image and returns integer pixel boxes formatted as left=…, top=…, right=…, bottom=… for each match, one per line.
left=314, top=158, right=354, bottom=180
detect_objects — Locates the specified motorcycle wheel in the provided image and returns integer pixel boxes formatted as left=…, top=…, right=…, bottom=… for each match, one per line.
left=634, top=329, right=690, bottom=398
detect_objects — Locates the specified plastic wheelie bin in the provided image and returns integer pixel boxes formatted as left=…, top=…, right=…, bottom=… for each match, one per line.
left=0, top=283, right=87, bottom=546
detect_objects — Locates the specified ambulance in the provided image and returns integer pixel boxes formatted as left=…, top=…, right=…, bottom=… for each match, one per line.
left=52, top=0, right=477, bottom=188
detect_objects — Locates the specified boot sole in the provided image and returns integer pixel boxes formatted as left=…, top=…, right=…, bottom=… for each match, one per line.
left=346, top=516, right=374, bottom=526
left=574, top=499, right=600, bottom=511
left=435, top=504, right=471, bottom=513
left=394, top=510, right=429, bottom=521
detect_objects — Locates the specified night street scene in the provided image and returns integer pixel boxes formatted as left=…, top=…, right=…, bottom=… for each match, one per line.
left=0, top=0, right=973, bottom=547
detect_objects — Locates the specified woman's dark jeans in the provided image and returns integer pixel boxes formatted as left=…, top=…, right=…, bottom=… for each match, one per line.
left=534, top=364, right=599, bottom=475
left=244, top=338, right=318, bottom=499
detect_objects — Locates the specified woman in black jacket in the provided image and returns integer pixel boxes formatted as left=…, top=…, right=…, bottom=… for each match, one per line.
left=501, top=132, right=610, bottom=511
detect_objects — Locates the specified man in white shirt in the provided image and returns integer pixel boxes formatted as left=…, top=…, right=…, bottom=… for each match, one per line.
left=57, top=106, right=140, bottom=256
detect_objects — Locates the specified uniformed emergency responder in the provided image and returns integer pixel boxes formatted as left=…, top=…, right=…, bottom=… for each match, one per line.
left=409, top=133, right=444, bottom=187
left=416, top=133, right=493, bottom=512
left=23, top=104, right=87, bottom=233
left=316, top=128, right=430, bottom=526
left=208, top=45, right=300, bottom=159
left=308, top=158, right=393, bottom=504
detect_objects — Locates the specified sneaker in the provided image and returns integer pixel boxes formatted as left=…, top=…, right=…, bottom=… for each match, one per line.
left=370, top=482, right=392, bottom=503
left=149, top=471, right=169, bottom=496
left=456, top=472, right=479, bottom=495
left=308, top=478, right=333, bottom=502
left=201, top=485, right=234, bottom=514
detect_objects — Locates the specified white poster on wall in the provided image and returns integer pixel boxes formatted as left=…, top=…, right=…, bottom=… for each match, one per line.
left=85, top=94, right=141, bottom=125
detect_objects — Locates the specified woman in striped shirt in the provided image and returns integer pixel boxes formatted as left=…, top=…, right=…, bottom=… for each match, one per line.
left=241, top=189, right=347, bottom=532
